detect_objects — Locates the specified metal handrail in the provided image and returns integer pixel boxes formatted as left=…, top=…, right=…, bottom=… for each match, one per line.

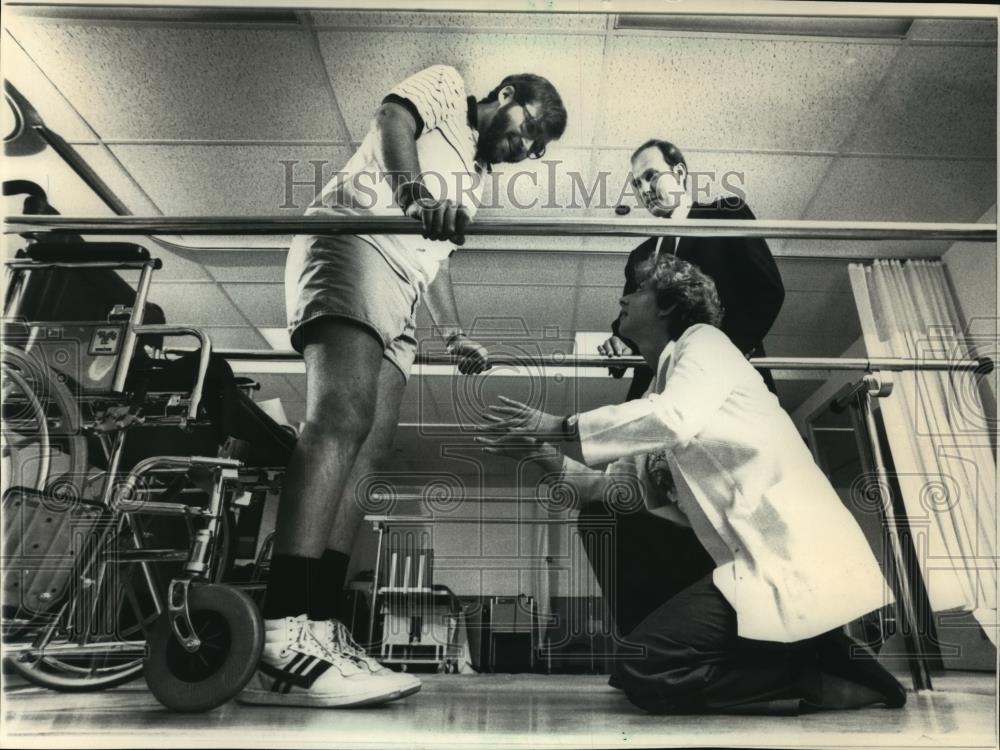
left=4, top=215, right=997, bottom=241
left=166, top=348, right=993, bottom=374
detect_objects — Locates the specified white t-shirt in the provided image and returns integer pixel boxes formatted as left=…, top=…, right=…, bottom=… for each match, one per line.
left=306, top=65, right=484, bottom=293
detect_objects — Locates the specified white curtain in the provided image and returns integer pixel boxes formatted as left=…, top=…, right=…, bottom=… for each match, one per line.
left=849, top=260, right=996, bottom=645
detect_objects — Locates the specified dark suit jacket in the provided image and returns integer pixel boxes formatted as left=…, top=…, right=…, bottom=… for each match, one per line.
left=611, top=198, right=785, bottom=399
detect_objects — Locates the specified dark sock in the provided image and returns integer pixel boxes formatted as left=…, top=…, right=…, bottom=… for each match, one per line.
left=262, top=554, right=317, bottom=620
left=307, top=549, right=350, bottom=621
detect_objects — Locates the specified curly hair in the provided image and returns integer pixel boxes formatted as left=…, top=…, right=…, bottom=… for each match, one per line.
left=634, top=254, right=724, bottom=339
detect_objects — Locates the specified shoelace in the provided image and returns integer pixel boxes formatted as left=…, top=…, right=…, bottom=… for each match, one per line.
left=327, top=621, right=380, bottom=666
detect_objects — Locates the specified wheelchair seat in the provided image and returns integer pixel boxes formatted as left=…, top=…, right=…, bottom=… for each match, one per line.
left=7, top=239, right=293, bottom=470
left=127, top=352, right=296, bottom=468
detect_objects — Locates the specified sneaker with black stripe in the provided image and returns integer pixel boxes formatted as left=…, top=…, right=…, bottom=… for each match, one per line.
left=237, top=615, right=403, bottom=708
left=310, top=619, right=421, bottom=698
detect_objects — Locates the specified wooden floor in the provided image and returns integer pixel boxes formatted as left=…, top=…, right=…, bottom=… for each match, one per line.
left=2, top=671, right=997, bottom=749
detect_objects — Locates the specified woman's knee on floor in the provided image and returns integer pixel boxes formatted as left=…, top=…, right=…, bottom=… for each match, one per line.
left=611, top=640, right=717, bottom=714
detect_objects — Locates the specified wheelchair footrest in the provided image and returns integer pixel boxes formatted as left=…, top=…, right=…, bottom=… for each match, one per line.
left=2, top=486, right=103, bottom=616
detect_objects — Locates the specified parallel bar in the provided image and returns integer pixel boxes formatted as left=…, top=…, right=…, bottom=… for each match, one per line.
left=365, top=515, right=579, bottom=525
left=857, top=385, right=934, bottom=692
left=5, top=215, right=997, bottom=241
left=177, top=348, right=992, bottom=374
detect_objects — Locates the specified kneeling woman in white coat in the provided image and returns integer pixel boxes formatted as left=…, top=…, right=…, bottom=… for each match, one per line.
left=479, top=254, right=906, bottom=714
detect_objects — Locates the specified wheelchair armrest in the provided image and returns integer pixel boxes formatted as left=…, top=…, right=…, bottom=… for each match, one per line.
left=129, top=325, right=212, bottom=421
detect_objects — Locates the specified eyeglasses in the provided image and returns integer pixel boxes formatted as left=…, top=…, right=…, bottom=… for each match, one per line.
left=631, top=165, right=683, bottom=191
left=520, top=107, right=546, bottom=160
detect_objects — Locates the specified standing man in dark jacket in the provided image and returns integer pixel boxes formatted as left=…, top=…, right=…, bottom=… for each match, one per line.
left=600, top=139, right=785, bottom=399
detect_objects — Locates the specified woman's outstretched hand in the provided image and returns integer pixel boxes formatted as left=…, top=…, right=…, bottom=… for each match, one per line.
left=480, top=395, right=564, bottom=438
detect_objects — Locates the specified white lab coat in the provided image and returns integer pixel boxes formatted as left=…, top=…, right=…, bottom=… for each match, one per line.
left=566, top=324, right=892, bottom=643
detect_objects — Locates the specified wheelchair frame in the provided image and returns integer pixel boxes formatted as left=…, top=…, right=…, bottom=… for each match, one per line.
left=2, top=247, right=279, bottom=710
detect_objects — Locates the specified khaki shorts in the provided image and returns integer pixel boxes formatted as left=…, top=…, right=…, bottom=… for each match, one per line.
left=285, top=234, right=418, bottom=380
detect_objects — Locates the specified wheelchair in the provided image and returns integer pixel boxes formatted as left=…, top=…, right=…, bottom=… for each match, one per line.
left=2, top=238, right=296, bottom=711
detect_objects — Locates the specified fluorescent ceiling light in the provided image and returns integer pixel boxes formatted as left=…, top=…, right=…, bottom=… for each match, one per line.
left=6, top=6, right=300, bottom=23
left=615, top=15, right=913, bottom=38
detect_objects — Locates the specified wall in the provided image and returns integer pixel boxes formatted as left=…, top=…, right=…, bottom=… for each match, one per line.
left=942, top=203, right=998, bottom=440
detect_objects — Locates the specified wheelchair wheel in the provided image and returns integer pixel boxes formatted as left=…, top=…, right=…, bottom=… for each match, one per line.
left=1, top=346, right=86, bottom=496
left=5, top=519, right=168, bottom=691
left=6, top=628, right=148, bottom=692
left=143, top=583, right=263, bottom=712
left=6, top=584, right=153, bottom=692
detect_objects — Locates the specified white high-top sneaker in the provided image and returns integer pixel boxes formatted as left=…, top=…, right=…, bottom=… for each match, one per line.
left=237, top=615, right=404, bottom=708
left=310, top=619, right=422, bottom=698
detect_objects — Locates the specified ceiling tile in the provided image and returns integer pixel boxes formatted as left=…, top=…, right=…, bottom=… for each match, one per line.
left=573, top=284, right=627, bottom=331
left=310, top=11, right=608, bottom=33
left=581, top=236, right=645, bottom=256
left=596, top=36, right=898, bottom=151
left=764, top=332, right=860, bottom=358
left=907, top=19, right=997, bottom=43
left=73, top=145, right=160, bottom=214
left=775, top=258, right=854, bottom=294
left=452, top=284, right=576, bottom=335
left=163, top=325, right=267, bottom=350
left=5, top=148, right=119, bottom=217
left=3, top=25, right=97, bottom=141
left=315, top=31, right=604, bottom=146
left=591, top=148, right=834, bottom=221
left=148, top=282, right=248, bottom=325
left=576, top=252, right=635, bottom=286
left=803, top=156, right=997, bottom=223
left=450, top=250, right=581, bottom=286
left=10, top=23, right=348, bottom=141
left=120, top=243, right=210, bottom=281
left=194, top=250, right=286, bottom=283
left=463, top=235, right=633, bottom=253
left=847, top=45, right=996, bottom=157
left=475, top=149, right=605, bottom=217
left=108, top=145, right=354, bottom=216
left=768, top=289, right=859, bottom=338
left=224, top=283, right=285, bottom=327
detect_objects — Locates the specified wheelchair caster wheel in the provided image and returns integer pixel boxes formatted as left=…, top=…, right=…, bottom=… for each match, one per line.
left=143, top=583, right=263, bottom=712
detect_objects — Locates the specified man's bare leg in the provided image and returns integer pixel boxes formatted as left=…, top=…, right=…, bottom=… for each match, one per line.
left=307, top=358, right=407, bottom=621
left=328, top=358, right=407, bottom=553
left=246, top=319, right=421, bottom=707
left=263, top=317, right=384, bottom=618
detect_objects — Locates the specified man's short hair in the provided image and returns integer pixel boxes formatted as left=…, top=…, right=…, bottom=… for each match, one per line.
left=631, top=139, right=686, bottom=170
left=635, top=254, right=723, bottom=339
left=482, top=73, right=568, bottom=146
